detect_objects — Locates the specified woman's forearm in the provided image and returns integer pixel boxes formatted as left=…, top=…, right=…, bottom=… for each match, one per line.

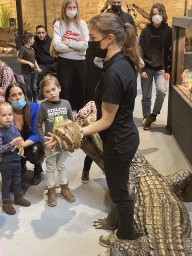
left=23, top=140, right=34, bottom=148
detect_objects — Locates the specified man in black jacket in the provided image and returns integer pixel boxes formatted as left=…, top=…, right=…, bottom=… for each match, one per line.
left=32, top=25, right=57, bottom=97
left=106, top=0, right=137, bottom=33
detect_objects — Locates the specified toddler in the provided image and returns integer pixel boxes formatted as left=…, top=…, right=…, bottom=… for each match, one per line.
left=0, top=102, right=31, bottom=215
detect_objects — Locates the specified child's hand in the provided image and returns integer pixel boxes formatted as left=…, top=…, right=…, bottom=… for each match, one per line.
left=44, top=132, right=57, bottom=150
left=141, top=72, right=148, bottom=78
left=37, top=68, right=42, bottom=72
left=29, top=62, right=35, bottom=68
left=10, top=137, right=23, bottom=146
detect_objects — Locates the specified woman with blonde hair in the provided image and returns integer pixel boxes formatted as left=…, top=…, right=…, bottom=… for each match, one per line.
left=53, top=0, right=89, bottom=111
left=79, top=12, right=140, bottom=255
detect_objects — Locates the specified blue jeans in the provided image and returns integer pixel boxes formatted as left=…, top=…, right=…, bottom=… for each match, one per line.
left=0, top=161, right=21, bottom=201
left=141, top=69, right=167, bottom=118
left=23, top=72, right=38, bottom=102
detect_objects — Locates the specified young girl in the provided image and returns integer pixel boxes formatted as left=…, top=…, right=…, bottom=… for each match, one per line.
left=17, top=33, right=41, bottom=102
left=35, top=75, right=75, bottom=207
left=53, top=0, right=89, bottom=111
left=139, top=3, right=172, bottom=130
left=0, top=102, right=31, bottom=215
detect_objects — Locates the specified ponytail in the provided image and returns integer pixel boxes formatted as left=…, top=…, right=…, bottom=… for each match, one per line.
left=122, top=23, right=141, bottom=74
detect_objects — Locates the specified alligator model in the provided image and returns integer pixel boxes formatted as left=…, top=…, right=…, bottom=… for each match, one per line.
left=52, top=118, right=192, bottom=255
left=93, top=152, right=192, bottom=256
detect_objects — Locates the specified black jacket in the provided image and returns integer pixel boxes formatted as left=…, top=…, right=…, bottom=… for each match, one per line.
left=32, top=35, right=56, bottom=65
left=106, top=8, right=137, bottom=34
left=139, top=22, right=172, bottom=73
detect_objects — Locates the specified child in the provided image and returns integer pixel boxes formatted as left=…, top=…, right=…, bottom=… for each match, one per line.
left=35, top=74, right=75, bottom=207
left=139, top=3, right=172, bottom=130
left=0, top=102, right=31, bottom=215
left=17, top=33, right=41, bottom=103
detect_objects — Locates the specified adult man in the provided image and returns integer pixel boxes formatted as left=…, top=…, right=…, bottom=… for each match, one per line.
left=32, top=25, right=57, bottom=96
left=106, top=0, right=137, bottom=32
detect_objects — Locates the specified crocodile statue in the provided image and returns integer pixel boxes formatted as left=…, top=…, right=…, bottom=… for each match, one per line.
left=93, top=152, right=192, bottom=256
left=52, top=119, right=192, bottom=255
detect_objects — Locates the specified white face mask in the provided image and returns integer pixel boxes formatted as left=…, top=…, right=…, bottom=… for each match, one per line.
left=66, top=10, right=77, bottom=19
left=152, top=14, right=163, bottom=25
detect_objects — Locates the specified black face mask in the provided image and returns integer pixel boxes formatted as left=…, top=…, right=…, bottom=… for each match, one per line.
left=88, top=35, right=109, bottom=58
left=111, top=4, right=121, bottom=14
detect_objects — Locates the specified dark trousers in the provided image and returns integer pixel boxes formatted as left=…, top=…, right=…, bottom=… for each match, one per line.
left=23, top=72, right=38, bottom=102
left=83, top=155, right=93, bottom=171
left=57, top=57, right=87, bottom=111
left=103, top=147, right=137, bottom=240
left=21, top=143, right=45, bottom=174
left=38, top=62, right=57, bottom=86
left=0, top=161, right=21, bottom=201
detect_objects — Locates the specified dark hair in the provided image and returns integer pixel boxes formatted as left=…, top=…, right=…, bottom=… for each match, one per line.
left=149, top=3, right=168, bottom=23
left=22, top=32, right=34, bottom=44
left=89, top=12, right=141, bottom=73
left=36, top=25, right=46, bottom=31
left=5, top=83, right=32, bottom=130
left=39, top=74, right=61, bottom=93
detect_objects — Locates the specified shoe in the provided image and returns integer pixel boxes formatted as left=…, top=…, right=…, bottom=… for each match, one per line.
left=61, top=183, right=75, bottom=203
left=46, top=186, right=57, bottom=207
left=81, top=169, right=89, bottom=183
left=14, top=193, right=31, bottom=207
left=143, top=113, right=156, bottom=130
left=2, top=199, right=16, bottom=215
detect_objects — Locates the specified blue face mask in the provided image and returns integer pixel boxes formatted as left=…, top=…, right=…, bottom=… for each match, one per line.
left=11, top=98, right=27, bottom=110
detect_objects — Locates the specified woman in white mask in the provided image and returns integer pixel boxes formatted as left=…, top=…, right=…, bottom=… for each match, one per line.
left=139, top=3, right=172, bottom=130
left=53, top=0, right=89, bottom=111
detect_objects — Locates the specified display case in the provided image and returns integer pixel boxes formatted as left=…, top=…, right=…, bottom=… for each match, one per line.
left=167, top=16, right=192, bottom=166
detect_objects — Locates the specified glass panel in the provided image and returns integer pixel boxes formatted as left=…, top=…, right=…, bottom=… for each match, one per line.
left=178, top=28, right=192, bottom=101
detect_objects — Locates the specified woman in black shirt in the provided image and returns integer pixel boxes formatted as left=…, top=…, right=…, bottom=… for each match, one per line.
left=79, top=12, right=140, bottom=255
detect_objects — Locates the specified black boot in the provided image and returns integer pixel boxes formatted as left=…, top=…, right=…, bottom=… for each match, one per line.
left=31, top=164, right=42, bottom=185
left=81, top=169, right=89, bottom=183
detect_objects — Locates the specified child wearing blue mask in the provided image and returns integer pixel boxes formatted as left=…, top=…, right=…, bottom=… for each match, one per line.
left=0, top=102, right=31, bottom=215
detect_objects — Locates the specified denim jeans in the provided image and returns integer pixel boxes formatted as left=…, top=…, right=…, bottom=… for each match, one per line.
left=45, top=146, right=69, bottom=188
left=23, top=72, right=38, bottom=102
left=0, top=161, right=21, bottom=201
left=141, top=68, right=167, bottom=118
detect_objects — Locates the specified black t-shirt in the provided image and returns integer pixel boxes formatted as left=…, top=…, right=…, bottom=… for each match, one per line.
left=94, top=51, right=139, bottom=154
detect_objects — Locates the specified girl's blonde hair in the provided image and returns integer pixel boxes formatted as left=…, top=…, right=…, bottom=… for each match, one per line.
left=61, top=0, right=81, bottom=28
left=0, top=102, right=12, bottom=112
left=89, top=12, right=141, bottom=74
left=39, top=74, right=60, bottom=93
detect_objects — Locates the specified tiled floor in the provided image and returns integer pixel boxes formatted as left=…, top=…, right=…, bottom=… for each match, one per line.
left=0, top=77, right=191, bottom=256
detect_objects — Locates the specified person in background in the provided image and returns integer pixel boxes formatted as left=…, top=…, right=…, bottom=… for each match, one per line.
left=36, top=75, right=75, bottom=207
left=53, top=0, right=89, bottom=111
left=107, top=0, right=137, bottom=32
left=32, top=25, right=57, bottom=99
left=0, top=102, right=31, bottom=215
left=139, top=3, right=172, bottom=130
left=0, top=60, right=16, bottom=103
left=74, top=101, right=97, bottom=183
left=5, top=83, right=45, bottom=185
left=17, top=33, right=41, bottom=102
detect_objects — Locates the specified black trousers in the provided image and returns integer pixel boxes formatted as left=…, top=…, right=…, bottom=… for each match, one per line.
left=83, top=155, right=93, bottom=171
left=21, top=143, right=45, bottom=173
left=57, top=57, right=87, bottom=111
left=37, top=62, right=57, bottom=86
left=103, top=147, right=137, bottom=240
